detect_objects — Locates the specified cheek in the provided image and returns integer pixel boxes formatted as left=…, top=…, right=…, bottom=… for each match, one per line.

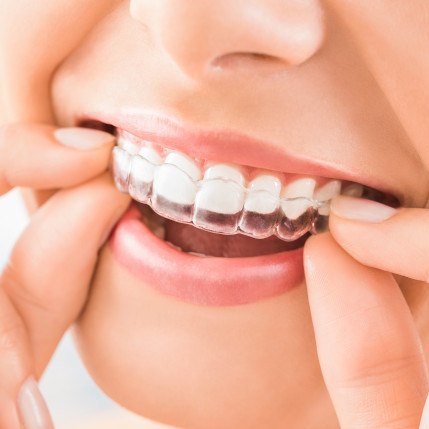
left=0, top=0, right=120, bottom=122
left=74, top=247, right=327, bottom=428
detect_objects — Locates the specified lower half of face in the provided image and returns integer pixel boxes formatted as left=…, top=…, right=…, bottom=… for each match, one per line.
left=76, top=247, right=338, bottom=429
left=1, top=1, right=429, bottom=428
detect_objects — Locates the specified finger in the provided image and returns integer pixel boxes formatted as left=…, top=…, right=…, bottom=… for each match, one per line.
left=0, top=288, right=32, bottom=428
left=0, top=123, right=115, bottom=195
left=304, top=233, right=429, bottom=429
left=2, top=173, right=130, bottom=376
left=328, top=195, right=429, bottom=283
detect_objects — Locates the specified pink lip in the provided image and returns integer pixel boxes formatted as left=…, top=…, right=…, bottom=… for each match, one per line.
left=77, top=110, right=402, bottom=202
left=78, top=110, right=398, bottom=306
left=110, top=204, right=304, bottom=306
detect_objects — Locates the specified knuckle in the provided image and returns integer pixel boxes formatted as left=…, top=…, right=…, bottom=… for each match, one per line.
left=0, top=123, right=23, bottom=189
left=2, top=261, right=57, bottom=317
left=0, top=122, right=26, bottom=150
left=0, top=292, right=26, bottom=355
left=0, top=314, right=25, bottom=353
left=337, top=353, right=423, bottom=389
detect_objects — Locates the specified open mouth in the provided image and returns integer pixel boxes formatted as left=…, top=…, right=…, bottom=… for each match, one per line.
left=80, top=119, right=399, bottom=258
left=77, top=115, right=400, bottom=306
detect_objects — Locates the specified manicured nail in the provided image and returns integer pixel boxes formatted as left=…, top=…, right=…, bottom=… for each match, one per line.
left=17, top=377, right=54, bottom=429
left=330, top=195, right=397, bottom=223
left=419, top=393, right=429, bottom=429
left=54, top=127, right=114, bottom=150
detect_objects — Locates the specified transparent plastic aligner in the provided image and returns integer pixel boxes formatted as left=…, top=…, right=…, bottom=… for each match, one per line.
left=111, top=146, right=333, bottom=242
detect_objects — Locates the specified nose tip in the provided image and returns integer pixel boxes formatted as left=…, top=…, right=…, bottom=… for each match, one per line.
left=130, top=0, right=325, bottom=79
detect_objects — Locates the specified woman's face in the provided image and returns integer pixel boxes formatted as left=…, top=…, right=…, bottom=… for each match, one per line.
left=1, top=1, right=429, bottom=428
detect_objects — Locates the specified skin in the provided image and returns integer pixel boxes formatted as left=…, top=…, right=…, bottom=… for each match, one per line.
left=0, top=1, right=429, bottom=428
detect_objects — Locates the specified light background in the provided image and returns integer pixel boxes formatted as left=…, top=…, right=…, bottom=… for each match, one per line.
left=0, top=190, right=170, bottom=429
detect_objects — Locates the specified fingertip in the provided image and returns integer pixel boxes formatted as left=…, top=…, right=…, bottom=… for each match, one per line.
left=54, top=127, right=115, bottom=151
left=303, top=232, right=335, bottom=263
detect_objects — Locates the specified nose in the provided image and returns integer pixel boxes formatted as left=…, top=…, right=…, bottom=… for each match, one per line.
left=130, top=0, right=325, bottom=79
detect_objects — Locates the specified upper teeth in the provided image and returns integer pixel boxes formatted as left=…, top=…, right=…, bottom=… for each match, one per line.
left=112, top=130, right=363, bottom=241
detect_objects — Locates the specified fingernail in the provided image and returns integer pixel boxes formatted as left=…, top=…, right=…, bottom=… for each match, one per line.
left=17, top=377, right=54, bottom=429
left=54, top=127, right=114, bottom=150
left=419, top=392, right=429, bottom=429
left=330, top=195, right=397, bottom=223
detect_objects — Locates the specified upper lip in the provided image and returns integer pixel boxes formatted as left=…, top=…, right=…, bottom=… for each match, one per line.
left=76, top=110, right=403, bottom=204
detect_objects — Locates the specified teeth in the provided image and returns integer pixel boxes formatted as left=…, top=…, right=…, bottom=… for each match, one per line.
left=152, top=225, right=166, bottom=240
left=239, top=175, right=281, bottom=238
left=204, top=163, right=246, bottom=186
left=276, top=178, right=317, bottom=241
left=192, top=163, right=246, bottom=233
left=280, top=178, right=316, bottom=220
left=314, top=180, right=341, bottom=201
left=314, top=180, right=341, bottom=216
left=166, top=241, right=183, bottom=252
left=113, top=132, right=372, bottom=242
left=138, top=146, right=163, bottom=165
left=112, top=147, right=132, bottom=193
left=152, top=164, right=198, bottom=222
left=129, top=155, right=157, bottom=203
left=188, top=251, right=208, bottom=257
left=193, top=180, right=245, bottom=233
left=342, top=183, right=364, bottom=197
left=165, top=151, right=202, bottom=181
left=118, top=135, right=140, bottom=155
left=195, top=180, right=245, bottom=215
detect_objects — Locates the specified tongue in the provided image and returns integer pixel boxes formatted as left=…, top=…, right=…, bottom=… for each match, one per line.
left=164, top=219, right=308, bottom=257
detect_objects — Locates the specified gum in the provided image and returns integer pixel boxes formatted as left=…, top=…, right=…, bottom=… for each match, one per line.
left=112, top=146, right=332, bottom=242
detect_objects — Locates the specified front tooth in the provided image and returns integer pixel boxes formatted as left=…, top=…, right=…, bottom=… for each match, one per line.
left=203, top=163, right=246, bottom=186
left=314, top=180, right=341, bottom=216
left=249, top=174, right=282, bottom=195
left=152, top=163, right=198, bottom=222
left=164, top=151, right=202, bottom=181
left=193, top=163, right=245, bottom=233
left=280, top=178, right=316, bottom=220
left=112, top=146, right=132, bottom=193
left=239, top=175, right=282, bottom=238
left=342, top=183, right=363, bottom=197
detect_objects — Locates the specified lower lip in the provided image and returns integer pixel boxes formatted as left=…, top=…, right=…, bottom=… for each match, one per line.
left=109, top=203, right=305, bottom=306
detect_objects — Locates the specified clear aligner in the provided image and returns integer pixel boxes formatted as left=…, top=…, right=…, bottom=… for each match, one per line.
left=111, top=136, right=362, bottom=242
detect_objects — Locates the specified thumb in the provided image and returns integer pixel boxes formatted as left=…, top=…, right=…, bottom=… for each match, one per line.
left=304, top=233, right=429, bottom=428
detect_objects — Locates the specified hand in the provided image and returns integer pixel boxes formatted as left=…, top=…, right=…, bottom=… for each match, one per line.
left=304, top=195, right=429, bottom=429
left=0, top=124, right=130, bottom=429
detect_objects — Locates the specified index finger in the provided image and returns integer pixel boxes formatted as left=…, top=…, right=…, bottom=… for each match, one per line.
left=0, top=123, right=115, bottom=195
left=328, top=196, right=429, bottom=283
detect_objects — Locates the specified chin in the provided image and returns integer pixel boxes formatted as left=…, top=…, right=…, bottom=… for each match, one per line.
left=73, top=246, right=335, bottom=429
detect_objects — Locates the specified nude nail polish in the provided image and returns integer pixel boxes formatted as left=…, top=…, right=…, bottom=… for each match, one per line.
left=330, top=195, right=397, bottom=223
left=17, top=377, right=54, bottom=429
left=54, top=127, right=114, bottom=150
